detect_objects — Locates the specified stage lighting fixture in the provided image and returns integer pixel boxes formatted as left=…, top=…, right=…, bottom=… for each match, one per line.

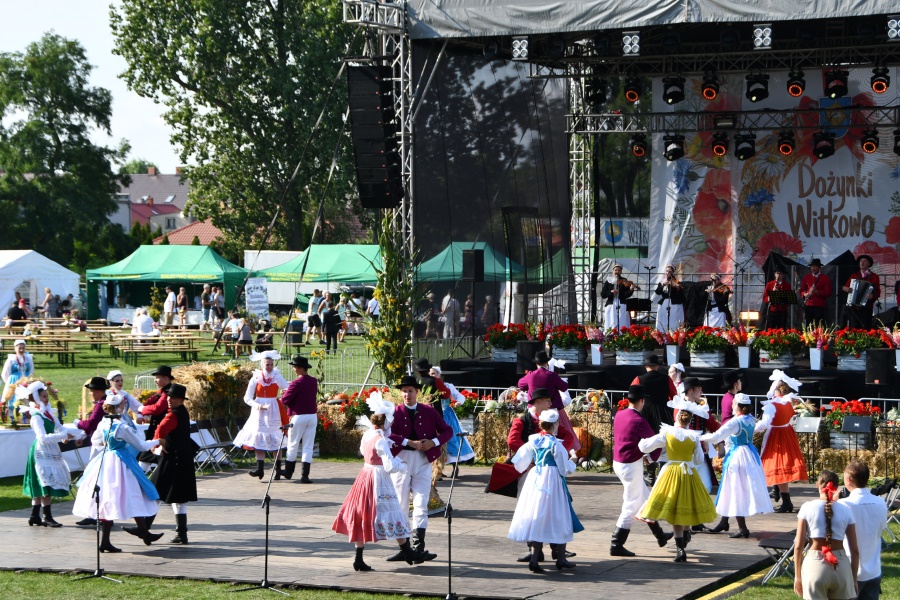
left=662, top=76, right=686, bottom=105
left=583, top=78, right=608, bottom=111
left=824, top=70, right=849, bottom=99
left=714, top=115, right=736, bottom=129
left=624, top=78, right=642, bottom=103
left=483, top=41, right=499, bottom=60
left=745, top=73, right=769, bottom=102
left=787, top=68, right=805, bottom=97
left=720, top=28, right=740, bottom=52
left=888, top=16, right=900, bottom=41
left=778, top=130, right=795, bottom=156
left=622, top=31, right=640, bottom=56
left=511, top=37, right=529, bottom=61
left=593, top=34, right=611, bottom=55
left=813, top=131, right=836, bottom=159
left=663, top=134, right=685, bottom=161
left=894, top=129, right=900, bottom=156
left=861, top=129, right=879, bottom=153
left=548, top=38, right=566, bottom=59
left=752, top=23, right=773, bottom=49
left=734, top=133, right=757, bottom=161
left=871, top=66, right=890, bottom=94
left=630, top=134, right=648, bottom=157
left=711, top=132, right=729, bottom=157
left=701, top=71, right=720, bottom=100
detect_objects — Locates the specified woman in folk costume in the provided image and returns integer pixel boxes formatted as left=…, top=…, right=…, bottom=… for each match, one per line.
left=106, top=370, right=144, bottom=427
left=755, top=369, right=808, bottom=514
left=508, top=409, right=582, bottom=574
left=429, top=366, right=475, bottom=476
left=21, top=381, right=77, bottom=527
left=667, top=362, right=685, bottom=397
left=2, top=339, right=34, bottom=424
left=700, top=393, right=773, bottom=538
left=233, top=350, right=290, bottom=480
left=332, top=391, right=424, bottom=570
left=637, top=397, right=718, bottom=563
left=73, top=393, right=164, bottom=552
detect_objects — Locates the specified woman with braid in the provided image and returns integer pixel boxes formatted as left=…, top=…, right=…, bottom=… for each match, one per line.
left=794, top=470, right=859, bottom=600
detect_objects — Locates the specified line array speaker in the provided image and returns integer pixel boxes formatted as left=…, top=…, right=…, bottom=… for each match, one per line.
left=865, top=348, right=893, bottom=385
left=347, top=66, right=404, bottom=208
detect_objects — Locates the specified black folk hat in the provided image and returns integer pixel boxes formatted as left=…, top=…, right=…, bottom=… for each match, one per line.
left=809, top=258, right=823, bottom=267
left=84, top=376, right=110, bottom=390
left=643, top=353, right=660, bottom=366
left=627, top=385, right=644, bottom=401
left=529, top=387, right=552, bottom=403
left=151, top=365, right=175, bottom=379
left=395, top=375, right=422, bottom=390
left=414, top=357, right=432, bottom=372
left=167, top=384, right=187, bottom=399
left=857, top=254, right=874, bottom=265
left=682, top=376, right=703, bottom=391
left=289, top=355, right=311, bottom=369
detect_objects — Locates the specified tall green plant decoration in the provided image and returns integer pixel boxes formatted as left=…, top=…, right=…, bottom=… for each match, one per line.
left=364, top=213, right=421, bottom=384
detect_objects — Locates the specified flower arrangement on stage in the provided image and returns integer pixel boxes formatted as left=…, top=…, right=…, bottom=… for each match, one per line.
left=832, top=328, right=892, bottom=357
left=584, top=324, right=605, bottom=345
left=686, top=326, right=730, bottom=353
left=882, top=323, right=900, bottom=349
left=482, top=322, right=546, bottom=350
left=723, top=323, right=752, bottom=346
left=664, top=326, right=689, bottom=346
left=547, top=324, right=589, bottom=349
left=750, top=328, right=804, bottom=358
left=603, top=325, right=660, bottom=352
left=802, top=322, right=835, bottom=349
left=820, top=400, right=881, bottom=431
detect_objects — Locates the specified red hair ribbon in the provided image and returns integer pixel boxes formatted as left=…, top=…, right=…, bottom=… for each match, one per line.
left=823, top=481, right=837, bottom=501
left=821, top=480, right=839, bottom=567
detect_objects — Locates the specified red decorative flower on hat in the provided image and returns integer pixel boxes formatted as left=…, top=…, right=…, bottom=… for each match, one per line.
left=753, top=232, right=803, bottom=267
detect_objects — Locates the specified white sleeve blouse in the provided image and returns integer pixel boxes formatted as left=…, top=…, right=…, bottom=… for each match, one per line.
left=797, top=499, right=855, bottom=541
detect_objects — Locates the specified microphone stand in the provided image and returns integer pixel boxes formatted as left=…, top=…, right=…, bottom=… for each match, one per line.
left=232, top=425, right=291, bottom=596
left=735, top=249, right=757, bottom=327
left=444, top=432, right=468, bottom=600
left=77, top=415, right=122, bottom=584
left=643, top=265, right=655, bottom=324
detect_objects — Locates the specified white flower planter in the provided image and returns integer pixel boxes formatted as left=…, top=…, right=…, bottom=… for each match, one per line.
left=828, top=432, right=871, bottom=450
left=759, top=350, right=794, bottom=369
left=666, top=344, right=679, bottom=366
left=689, top=351, right=726, bottom=368
left=491, top=348, right=517, bottom=363
left=737, top=346, right=751, bottom=369
left=552, top=347, right=587, bottom=363
left=616, top=350, right=645, bottom=365
left=809, top=348, right=823, bottom=371
left=837, top=355, right=866, bottom=371
left=590, top=344, right=603, bottom=365
left=896, top=349, right=900, bottom=372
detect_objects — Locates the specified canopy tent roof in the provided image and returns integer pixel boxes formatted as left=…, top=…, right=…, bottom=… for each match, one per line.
left=254, top=245, right=381, bottom=283
left=417, top=241, right=520, bottom=282
left=407, top=0, right=897, bottom=39
left=86, top=245, right=248, bottom=316
left=0, top=250, right=81, bottom=313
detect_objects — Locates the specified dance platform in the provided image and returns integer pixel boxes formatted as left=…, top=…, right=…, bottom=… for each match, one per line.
left=0, top=462, right=816, bottom=599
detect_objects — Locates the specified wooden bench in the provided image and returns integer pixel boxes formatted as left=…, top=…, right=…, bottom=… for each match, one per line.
left=119, top=344, right=198, bottom=366
left=27, top=348, right=78, bottom=367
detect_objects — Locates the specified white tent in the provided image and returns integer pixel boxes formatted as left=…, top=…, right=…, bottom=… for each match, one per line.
left=0, top=250, right=81, bottom=314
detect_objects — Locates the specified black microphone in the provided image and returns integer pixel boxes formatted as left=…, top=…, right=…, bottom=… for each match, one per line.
left=279, top=423, right=293, bottom=431
left=456, top=431, right=471, bottom=437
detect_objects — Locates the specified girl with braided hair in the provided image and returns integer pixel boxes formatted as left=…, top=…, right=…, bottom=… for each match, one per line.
left=794, top=470, right=859, bottom=600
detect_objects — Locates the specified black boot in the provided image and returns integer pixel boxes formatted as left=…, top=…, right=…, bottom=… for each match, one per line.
left=411, top=528, right=437, bottom=562
left=248, top=459, right=265, bottom=479
left=518, top=541, right=545, bottom=563
left=145, top=514, right=156, bottom=529
left=283, top=460, right=296, bottom=480
left=553, top=544, right=576, bottom=570
left=99, top=521, right=121, bottom=553
left=398, top=540, right=426, bottom=565
left=707, top=517, right=730, bottom=533
left=529, top=542, right=545, bottom=573
left=28, top=504, right=42, bottom=527
left=770, top=486, right=781, bottom=502
left=644, top=462, right=658, bottom=487
left=75, top=517, right=97, bottom=527
left=610, top=527, right=636, bottom=557
left=273, top=460, right=282, bottom=481
left=41, top=504, right=62, bottom=528
left=674, top=537, right=687, bottom=562
left=124, top=517, right=164, bottom=545
left=353, top=547, right=373, bottom=571
left=171, top=513, right=188, bottom=544
left=774, top=493, right=794, bottom=513
left=647, top=521, right=675, bottom=547
left=300, top=462, right=313, bottom=484
left=691, top=523, right=711, bottom=533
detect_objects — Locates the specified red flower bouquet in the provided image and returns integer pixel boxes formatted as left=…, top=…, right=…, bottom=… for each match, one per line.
left=604, top=325, right=660, bottom=352
left=821, top=399, right=881, bottom=431
left=832, top=328, right=891, bottom=357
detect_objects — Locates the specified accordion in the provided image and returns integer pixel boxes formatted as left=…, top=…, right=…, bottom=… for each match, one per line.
left=846, top=279, right=873, bottom=307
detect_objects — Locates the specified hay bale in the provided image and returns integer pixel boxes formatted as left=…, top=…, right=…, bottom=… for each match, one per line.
left=172, top=362, right=255, bottom=425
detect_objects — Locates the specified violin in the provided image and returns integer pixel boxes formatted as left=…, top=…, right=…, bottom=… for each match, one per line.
left=619, top=277, right=639, bottom=291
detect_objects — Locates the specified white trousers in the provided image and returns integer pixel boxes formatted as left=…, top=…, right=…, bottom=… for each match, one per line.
left=613, top=459, right=650, bottom=529
left=391, top=449, right=432, bottom=530
left=285, top=413, right=317, bottom=463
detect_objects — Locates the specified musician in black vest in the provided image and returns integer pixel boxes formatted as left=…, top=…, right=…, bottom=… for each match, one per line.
left=842, top=254, right=881, bottom=329
left=631, top=354, right=677, bottom=486
left=148, top=384, right=198, bottom=544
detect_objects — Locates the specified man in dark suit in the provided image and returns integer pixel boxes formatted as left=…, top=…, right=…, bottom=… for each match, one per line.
left=385, top=375, right=453, bottom=562
left=149, top=383, right=198, bottom=544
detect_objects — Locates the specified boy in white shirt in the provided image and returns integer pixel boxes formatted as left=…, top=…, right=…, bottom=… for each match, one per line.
left=839, top=459, right=888, bottom=600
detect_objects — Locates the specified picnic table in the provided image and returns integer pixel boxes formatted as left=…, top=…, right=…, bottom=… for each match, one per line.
left=111, top=334, right=201, bottom=366
left=0, top=335, right=78, bottom=367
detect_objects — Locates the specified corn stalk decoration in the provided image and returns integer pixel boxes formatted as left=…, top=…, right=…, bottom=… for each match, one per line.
left=364, top=213, right=423, bottom=384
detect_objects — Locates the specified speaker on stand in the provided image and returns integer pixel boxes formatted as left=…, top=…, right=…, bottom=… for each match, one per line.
left=865, top=348, right=894, bottom=397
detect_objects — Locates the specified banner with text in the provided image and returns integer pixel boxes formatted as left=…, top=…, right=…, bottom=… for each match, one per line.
left=245, top=277, right=270, bottom=321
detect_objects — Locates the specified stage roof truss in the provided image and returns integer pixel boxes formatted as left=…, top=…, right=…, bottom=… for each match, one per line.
left=567, top=105, right=900, bottom=135
left=343, top=0, right=403, bottom=33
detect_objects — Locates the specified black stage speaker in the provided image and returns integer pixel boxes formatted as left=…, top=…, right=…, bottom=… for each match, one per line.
left=865, top=348, right=893, bottom=385
left=462, top=249, right=484, bottom=282
left=347, top=65, right=403, bottom=208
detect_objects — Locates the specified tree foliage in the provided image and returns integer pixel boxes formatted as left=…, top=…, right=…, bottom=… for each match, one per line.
left=123, top=157, right=158, bottom=174
left=0, top=33, right=131, bottom=273
left=111, top=0, right=359, bottom=252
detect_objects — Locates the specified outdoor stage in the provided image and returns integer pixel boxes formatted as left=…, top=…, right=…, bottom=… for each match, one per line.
left=0, top=462, right=815, bottom=599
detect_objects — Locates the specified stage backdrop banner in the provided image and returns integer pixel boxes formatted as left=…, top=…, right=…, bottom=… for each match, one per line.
left=245, top=277, right=270, bottom=321
left=649, top=67, right=900, bottom=286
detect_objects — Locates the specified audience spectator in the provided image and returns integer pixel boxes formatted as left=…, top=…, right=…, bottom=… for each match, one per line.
left=839, top=459, right=888, bottom=600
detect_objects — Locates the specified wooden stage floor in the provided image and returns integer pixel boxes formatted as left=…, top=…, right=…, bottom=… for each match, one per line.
left=0, top=463, right=815, bottom=599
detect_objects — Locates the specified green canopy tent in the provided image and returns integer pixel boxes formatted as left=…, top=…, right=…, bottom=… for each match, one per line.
left=85, top=245, right=248, bottom=319
left=253, top=244, right=381, bottom=283
left=416, top=241, right=521, bottom=282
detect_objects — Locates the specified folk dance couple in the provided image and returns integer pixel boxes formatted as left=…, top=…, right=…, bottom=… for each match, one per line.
left=332, top=375, right=452, bottom=570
